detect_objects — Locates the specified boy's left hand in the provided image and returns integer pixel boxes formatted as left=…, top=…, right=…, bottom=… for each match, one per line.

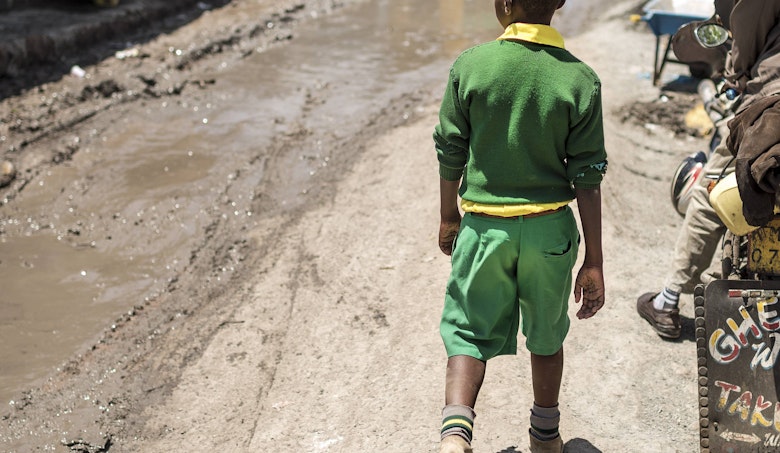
left=573, top=264, right=605, bottom=319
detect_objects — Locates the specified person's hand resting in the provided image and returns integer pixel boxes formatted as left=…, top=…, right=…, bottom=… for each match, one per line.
left=438, top=214, right=461, bottom=256
left=573, top=264, right=605, bottom=319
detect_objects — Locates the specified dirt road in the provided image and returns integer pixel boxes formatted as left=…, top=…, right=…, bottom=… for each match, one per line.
left=1, top=0, right=714, bottom=451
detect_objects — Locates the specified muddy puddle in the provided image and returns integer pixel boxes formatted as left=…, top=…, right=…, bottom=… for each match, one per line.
left=0, top=0, right=601, bottom=405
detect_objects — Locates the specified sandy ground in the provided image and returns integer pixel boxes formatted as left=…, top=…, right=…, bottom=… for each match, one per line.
left=0, top=0, right=716, bottom=452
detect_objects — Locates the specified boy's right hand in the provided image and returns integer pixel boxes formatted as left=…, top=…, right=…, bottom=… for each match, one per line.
left=438, top=215, right=461, bottom=256
left=573, top=264, right=605, bottom=319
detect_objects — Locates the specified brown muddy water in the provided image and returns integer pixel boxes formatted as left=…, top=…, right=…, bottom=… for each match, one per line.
left=0, top=0, right=602, bottom=405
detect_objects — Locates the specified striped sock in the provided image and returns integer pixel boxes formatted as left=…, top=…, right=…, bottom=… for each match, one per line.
left=441, top=404, right=475, bottom=444
left=529, top=403, right=560, bottom=441
left=653, top=287, right=680, bottom=311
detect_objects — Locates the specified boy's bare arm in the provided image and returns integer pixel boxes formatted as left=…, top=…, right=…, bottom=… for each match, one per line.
left=573, top=187, right=605, bottom=319
left=439, top=177, right=462, bottom=256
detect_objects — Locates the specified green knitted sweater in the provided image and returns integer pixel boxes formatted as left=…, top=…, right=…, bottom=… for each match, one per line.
left=434, top=38, right=608, bottom=205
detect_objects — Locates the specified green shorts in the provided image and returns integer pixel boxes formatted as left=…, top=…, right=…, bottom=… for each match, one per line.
left=440, top=207, right=579, bottom=358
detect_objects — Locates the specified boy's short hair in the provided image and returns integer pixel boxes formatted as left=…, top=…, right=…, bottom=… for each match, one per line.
left=516, top=0, right=560, bottom=18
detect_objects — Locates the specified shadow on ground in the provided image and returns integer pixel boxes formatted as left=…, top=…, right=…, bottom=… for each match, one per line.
left=495, top=437, right=601, bottom=453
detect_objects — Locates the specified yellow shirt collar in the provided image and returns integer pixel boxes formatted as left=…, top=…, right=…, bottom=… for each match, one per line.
left=497, top=23, right=565, bottom=49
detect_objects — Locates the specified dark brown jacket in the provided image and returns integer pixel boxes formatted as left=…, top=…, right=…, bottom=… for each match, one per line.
left=727, top=95, right=780, bottom=226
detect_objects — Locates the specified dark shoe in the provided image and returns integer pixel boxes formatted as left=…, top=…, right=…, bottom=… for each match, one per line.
left=529, top=432, right=564, bottom=453
left=637, top=292, right=681, bottom=339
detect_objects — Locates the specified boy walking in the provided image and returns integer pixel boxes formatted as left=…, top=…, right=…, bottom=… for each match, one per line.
left=434, top=1, right=607, bottom=452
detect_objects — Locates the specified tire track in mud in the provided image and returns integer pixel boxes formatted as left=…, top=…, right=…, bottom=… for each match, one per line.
left=0, top=0, right=346, bottom=206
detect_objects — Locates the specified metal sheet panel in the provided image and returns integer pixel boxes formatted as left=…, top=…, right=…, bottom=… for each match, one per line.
left=698, top=280, right=780, bottom=452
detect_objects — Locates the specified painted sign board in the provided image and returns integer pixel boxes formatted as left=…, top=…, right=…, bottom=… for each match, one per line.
left=697, top=280, right=780, bottom=452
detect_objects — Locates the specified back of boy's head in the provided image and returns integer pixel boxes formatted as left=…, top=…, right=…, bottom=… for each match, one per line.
left=515, top=0, right=561, bottom=18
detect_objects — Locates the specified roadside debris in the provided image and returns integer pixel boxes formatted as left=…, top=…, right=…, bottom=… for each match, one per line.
left=70, top=65, right=86, bottom=78
left=61, top=435, right=112, bottom=453
left=0, top=161, right=15, bottom=188
left=115, top=48, right=140, bottom=60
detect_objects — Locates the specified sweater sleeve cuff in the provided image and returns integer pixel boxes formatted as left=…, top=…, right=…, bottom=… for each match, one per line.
left=573, top=181, right=602, bottom=190
left=439, top=165, right=463, bottom=181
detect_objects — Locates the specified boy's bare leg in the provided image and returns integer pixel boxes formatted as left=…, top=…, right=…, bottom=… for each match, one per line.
left=529, top=348, right=564, bottom=451
left=441, top=355, right=483, bottom=452
left=445, top=355, right=486, bottom=406
left=530, top=348, right=563, bottom=406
